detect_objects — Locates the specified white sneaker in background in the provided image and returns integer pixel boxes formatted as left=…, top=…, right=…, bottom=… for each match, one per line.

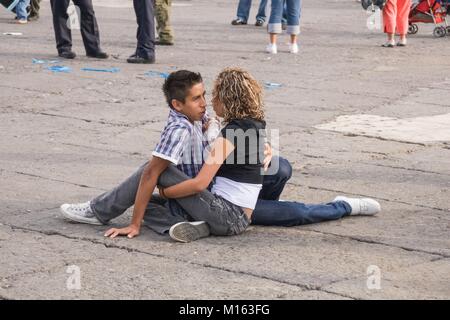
left=60, top=201, right=103, bottom=225
left=266, top=43, right=277, bottom=54
left=333, top=196, right=381, bottom=216
left=289, top=42, right=299, bottom=54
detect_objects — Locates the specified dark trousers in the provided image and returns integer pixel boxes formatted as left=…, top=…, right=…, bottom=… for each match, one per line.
left=133, top=0, right=155, bottom=59
left=50, top=0, right=101, bottom=55
left=30, top=0, right=40, bottom=18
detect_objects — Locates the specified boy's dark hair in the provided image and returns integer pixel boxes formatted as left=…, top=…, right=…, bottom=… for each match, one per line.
left=162, top=70, right=203, bottom=108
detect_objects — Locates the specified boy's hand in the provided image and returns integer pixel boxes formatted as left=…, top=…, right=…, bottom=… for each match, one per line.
left=263, top=142, right=273, bottom=172
left=104, top=225, right=140, bottom=239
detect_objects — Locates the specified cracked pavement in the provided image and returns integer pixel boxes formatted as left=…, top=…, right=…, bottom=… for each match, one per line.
left=0, top=0, right=449, bottom=299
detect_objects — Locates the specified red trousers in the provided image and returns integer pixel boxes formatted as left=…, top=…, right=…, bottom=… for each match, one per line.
left=383, top=0, right=411, bottom=35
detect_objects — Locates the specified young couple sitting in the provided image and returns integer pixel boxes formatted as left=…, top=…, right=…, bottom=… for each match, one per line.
left=60, top=68, right=380, bottom=243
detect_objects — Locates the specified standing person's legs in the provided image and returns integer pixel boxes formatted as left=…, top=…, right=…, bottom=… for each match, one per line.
left=396, top=0, right=411, bottom=44
left=133, top=0, right=156, bottom=60
left=252, top=199, right=351, bottom=226
left=50, top=0, right=72, bottom=53
left=155, top=0, right=174, bottom=44
left=268, top=0, right=284, bottom=35
left=29, top=0, right=41, bottom=20
left=383, top=0, right=397, bottom=45
left=158, top=166, right=250, bottom=236
left=15, top=0, right=30, bottom=21
left=91, top=162, right=148, bottom=223
left=256, top=0, right=268, bottom=22
left=267, top=0, right=283, bottom=52
left=236, top=0, right=252, bottom=22
left=73, top=0, right=101, bottom=55
left=286, top=0, right=300, bottom=45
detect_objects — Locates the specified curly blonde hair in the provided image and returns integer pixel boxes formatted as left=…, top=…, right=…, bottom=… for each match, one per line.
left=212, top=67, right=265, bottom=123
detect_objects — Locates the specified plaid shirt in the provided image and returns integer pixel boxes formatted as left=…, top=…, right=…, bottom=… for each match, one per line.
left=152, top=109, right=209, bottom=178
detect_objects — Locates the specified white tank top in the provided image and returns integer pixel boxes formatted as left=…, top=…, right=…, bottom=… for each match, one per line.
left=211, top=176, right=262, bottom=210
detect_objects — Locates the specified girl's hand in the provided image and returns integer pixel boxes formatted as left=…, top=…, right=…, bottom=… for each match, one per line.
left=158, top=186, right=168, bottom=199
left=263, top=142, right=273, bottom=172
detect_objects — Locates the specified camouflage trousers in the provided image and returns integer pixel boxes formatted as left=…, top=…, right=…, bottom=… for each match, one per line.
left=155, top=0, right=173, bottom=43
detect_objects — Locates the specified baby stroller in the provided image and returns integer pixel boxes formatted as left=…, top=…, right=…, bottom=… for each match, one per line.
left=408, top=0, right=450, bottom=37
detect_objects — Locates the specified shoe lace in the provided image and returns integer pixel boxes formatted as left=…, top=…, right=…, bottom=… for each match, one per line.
left=70, top=203, right=93, bottom=217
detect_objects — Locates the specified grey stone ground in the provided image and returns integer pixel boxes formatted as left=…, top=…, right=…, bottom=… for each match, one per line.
left=0, top=0, right=449, bottom=299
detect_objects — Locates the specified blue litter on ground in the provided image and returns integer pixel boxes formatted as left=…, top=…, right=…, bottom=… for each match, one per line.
left=145, top=71, right=169, bottom=79
left=32, top=58, right=60, bottom=64
left=265, top=82, right=283, bottom=89
left=81, top=67, right=120, bottom=73
left=46, top=65, right=72, bottom=73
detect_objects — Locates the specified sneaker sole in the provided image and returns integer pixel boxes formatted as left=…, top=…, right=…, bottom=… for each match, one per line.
left=169, top=222, right=210, bottom=243
left=59, top=206, right=103, bottom=225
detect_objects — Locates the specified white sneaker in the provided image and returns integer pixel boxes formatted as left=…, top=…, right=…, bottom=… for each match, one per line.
left=169, top=221, right=210, bottom=243
left=289, top=42, right=299, bottom=54
left=333, top=196, right=381, bottom=216
left=60, top=201, right=103, bottom=225
left=266, top=43, right=277, bottom=54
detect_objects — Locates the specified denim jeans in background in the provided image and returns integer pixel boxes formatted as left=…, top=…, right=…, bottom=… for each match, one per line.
left=16, top=0, right=31, bottom=20
left=236, top=0, right=268, bottom=22
left=269, top=0, right=301, bottom=34
left=282, top=0, right=288, bottom=25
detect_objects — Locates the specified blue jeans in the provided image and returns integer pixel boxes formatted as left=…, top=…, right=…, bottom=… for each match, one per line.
left=269, top=0, right=301, bottom=35
left=252, top=199, right=350, bottom=226
left=236, top=0, right=268, bottom=22
left=16, top=0, right=30, bottom=20
left=252, top=157, right=352, bottom=226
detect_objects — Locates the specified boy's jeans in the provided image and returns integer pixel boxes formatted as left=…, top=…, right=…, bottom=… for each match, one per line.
left=236, top=0, right=268, bottom=22
left=269, top=0, right=301, bottom=34
left=16, top=0, right=31, bottom=20
left=90, top=156, right=350, bottom=233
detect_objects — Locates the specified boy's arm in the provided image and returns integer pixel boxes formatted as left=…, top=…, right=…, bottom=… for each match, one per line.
left=104, top=156, right=170, bottom=239
left=162, top=137, right=234, bottom=199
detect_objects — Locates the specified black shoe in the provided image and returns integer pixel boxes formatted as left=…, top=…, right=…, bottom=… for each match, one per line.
left=156, top=40, right=174, bottom=46
left=127, top=55, right=155, bottom=64
left=28, top=15, right=39, bottom=21
left=255, top=19, right=264, bottom=27
left=58, top=51, right=76, bottom=59
left=231, top=18, right=247, bottom=25
left=87, top=51, right=109, bottom=59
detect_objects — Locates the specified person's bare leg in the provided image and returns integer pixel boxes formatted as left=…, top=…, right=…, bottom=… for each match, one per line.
left=266, top=33, right=277, bottom=54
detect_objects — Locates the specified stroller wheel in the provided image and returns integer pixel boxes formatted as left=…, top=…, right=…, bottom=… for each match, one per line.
left=408, top=24, right=418, bottom=34
left=433, top=26, right=446, bottom=38
left=446, top=26, right=450, bottom=35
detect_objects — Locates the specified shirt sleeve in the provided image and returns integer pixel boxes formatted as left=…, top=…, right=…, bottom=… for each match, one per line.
left=152, top=123, right=191, bottom=165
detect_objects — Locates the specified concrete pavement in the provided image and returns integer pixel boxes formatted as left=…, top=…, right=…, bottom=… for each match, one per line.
left=0, top=0, right=449, bottom=299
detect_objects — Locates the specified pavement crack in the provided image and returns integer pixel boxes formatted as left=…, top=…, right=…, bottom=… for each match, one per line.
left=302, top=229, right=449, bottom=258
left=7, top=170, right=106, bottom=191
left=28, top=111, right=160, bottom=128
left=58, top=142, right=147, bottom=158
left=5, top=224, right=355, bottom=299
